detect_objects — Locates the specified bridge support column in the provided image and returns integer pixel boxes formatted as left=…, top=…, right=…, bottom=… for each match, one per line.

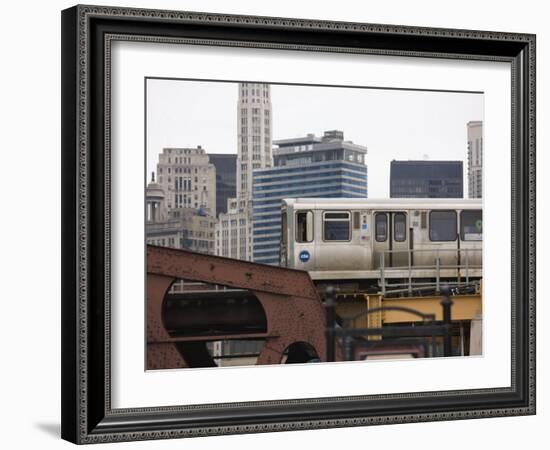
left=147, top=274, right=188, bottom=370
left=255, top=291, right=326, bottom=364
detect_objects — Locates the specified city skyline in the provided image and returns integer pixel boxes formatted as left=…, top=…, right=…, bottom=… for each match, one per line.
left=146, top=78, right=483, bottom=198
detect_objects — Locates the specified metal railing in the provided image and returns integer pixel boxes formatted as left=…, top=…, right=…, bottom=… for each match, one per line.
left=378, top=247, right=482, bottom=296
left=324, top=286, right=455, bottom=361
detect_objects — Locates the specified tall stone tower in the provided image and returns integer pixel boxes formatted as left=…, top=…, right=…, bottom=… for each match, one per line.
left=236, top=82, right=273, bottom=200
left=215, top=82, right=273, bottom=261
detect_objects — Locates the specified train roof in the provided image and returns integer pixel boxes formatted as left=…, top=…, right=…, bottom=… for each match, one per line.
left=282, top=198, right=482, bottom=210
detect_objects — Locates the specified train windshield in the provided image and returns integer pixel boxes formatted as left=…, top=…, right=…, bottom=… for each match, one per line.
left=461, top=210, right=482, bottom=241
left=429, top=211, right=457, bottom=241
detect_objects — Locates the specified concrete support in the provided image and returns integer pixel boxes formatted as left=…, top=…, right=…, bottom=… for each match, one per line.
left=469, top=313, right=483, bottom=355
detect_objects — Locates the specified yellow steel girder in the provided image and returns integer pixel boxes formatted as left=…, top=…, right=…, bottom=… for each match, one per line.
left=335, top=292, right=482, bottom=327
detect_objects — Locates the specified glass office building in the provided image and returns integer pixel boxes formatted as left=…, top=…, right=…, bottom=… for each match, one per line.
left=252, top=130, right=368, bottom=265
left=209, top=154, right=237, bottom=217
left=390, top=160, right=463, bottom=199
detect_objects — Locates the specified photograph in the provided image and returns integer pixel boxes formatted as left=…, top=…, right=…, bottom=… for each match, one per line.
left=59, top=4, right=536, bottom=444
left=145, top=79, right=484, bottom=369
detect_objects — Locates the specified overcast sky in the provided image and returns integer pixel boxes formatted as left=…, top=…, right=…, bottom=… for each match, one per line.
left=146, top=78, right=483, bottom=198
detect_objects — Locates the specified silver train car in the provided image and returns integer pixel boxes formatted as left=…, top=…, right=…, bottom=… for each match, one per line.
left=280, top=198, right=482, bottom=284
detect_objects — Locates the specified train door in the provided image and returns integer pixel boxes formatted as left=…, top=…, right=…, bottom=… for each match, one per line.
left=292, top=210, right=316, bottom=270
left=373, top=212, right=409, bottom=269
left=392, top=212, right=409, bottom=267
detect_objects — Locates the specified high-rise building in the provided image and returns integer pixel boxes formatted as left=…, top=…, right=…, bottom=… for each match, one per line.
left=390, top=160, right=463, bottom=199
left=252, top=130, right=368, bottom=265
left=146, top=163, right=218, bottom=293
left=146, top=148, right=217, bottom=254
left=467, top=121, right=483, bottom=198
left=146, top=207, right=217, bottom=255
left=216, top=83, right=273, bottom=261
left=236, top=83, right=273, bottom=200
left=209, top=154, right=237, bottom=217
left=146, top=146, right=217, bottom=255
left=155, top=146, right=216, bottom=216
left=215, top=198, right=252, bottom=260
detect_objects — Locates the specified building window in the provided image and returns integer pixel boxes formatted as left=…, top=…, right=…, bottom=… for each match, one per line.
left=460, top=210, right=482, bottom=241
left=323, top=212, right=350, bottom=241
left=429, top=210, right=457, bottom=241
left=375, top=213, right=387, bottom=242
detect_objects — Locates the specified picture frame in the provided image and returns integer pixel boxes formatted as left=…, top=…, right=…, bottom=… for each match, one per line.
left=61, top=4, right=536, bottom=444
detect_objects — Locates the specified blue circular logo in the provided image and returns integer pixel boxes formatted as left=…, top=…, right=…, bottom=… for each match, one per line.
left=299, top=250, right=311, bottom=263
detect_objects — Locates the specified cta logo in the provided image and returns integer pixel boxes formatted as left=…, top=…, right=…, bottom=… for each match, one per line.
left=299, top=250, right=311, bottom=263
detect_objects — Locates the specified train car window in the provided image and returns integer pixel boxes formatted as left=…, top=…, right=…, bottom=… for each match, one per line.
left=420, top=212, right=427, bottom=229
left=394, top=213, right=406, bottom=242
left=429, top=210, right=457, bottom=241
left=460, top=210, right=482, bottom=241
left=323, top=212, right=350, bottom=241
left=375, top=213, right=387, bottom=242
left=296, top=211, right=313, bottom=243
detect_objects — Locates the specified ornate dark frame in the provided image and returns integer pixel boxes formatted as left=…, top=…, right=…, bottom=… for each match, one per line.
left=61, top=4, right=536, bottom=444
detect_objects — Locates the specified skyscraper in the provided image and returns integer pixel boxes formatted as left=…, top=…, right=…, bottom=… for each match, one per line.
left=155, top=146, right=216, bottom=215
left=236, top=82, right=273, bottom=200
left=467, top=121, right=483, bottom=199
left=216, top=83, right=273, bottom=261
left=252, top=130, right=368, bottom=265
left=390, top=160, right=463, bottom=198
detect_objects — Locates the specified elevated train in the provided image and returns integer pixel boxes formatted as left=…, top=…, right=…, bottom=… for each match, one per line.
left=280, top=198, right=482, bottom=292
